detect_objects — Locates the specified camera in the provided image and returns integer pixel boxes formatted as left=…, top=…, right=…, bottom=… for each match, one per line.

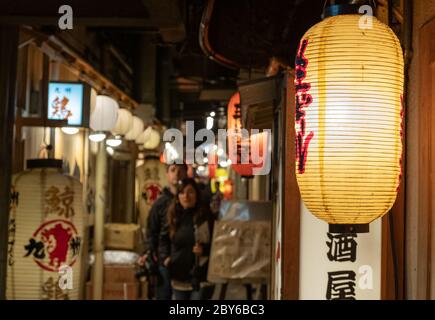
left=135, top=252, right=159, bottom=281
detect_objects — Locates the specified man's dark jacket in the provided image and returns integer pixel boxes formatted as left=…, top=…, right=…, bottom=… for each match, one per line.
left=146, top=187, right=174, bottom=259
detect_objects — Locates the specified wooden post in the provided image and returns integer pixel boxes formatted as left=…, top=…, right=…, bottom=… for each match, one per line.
left=92, top=142, right=107, bottom=299
left=281, top=72, right=300, bottom=299
left=0, top=24, right=19, bottom=300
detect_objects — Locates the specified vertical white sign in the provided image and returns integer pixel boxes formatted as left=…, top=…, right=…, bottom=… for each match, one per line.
left=299, top=201, right=381, bottom=300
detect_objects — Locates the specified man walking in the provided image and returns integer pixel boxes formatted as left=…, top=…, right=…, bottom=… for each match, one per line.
left=139, top=163, right=187, bottom=299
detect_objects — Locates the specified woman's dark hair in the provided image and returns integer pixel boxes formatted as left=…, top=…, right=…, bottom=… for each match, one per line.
left=167, top=178, right=207, bottom=238
left=165, top=163, right=188, bottom=173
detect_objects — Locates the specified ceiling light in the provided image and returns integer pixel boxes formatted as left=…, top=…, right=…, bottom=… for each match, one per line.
left=61, top=127, right=79, bottom=135
left=89, top=132, right=106, bottom=142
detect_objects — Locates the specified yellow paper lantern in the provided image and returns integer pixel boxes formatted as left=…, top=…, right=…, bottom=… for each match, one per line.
left=90, top=95, right=119, bottom=132
left=111, top=108, right=133, bottom=136
left=294, top=12, right=404, bottom=232
left=125, top=116, right=144, bottom=141
left=143, top=126, right=161, bottom=150
left=7, top=159, right=85, bottom=299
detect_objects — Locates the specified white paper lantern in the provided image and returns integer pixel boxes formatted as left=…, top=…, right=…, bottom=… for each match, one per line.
left=294, top=12, right=404, bottom=232
left=135, top=130, right=147, bottom=145
left=7, top=159, right=84, bottom=300
left=143, top=127, right=161, bottom=150
left=111, top=108, right=133, bottom=136
left=90, top=95, right=119, bottom=131
left=124, top=116, right=144, bottom=141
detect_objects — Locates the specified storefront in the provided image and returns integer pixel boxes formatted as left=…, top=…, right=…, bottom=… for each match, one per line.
left=2, top=0, right=435, bottom=302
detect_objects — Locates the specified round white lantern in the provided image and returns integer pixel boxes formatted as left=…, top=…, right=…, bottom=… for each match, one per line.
left=7, top=159, right=84, bottom=300
left=111, top=108, right=133, bottom=136
left=143, top=127, right=161, bottom=150
left=135, top=130, right=147, bottom=145
left=294, top=10, right=404, bottom=232
left=90, top=95, right=119, bottom=131
left=124, top=116, right=144, bottom=141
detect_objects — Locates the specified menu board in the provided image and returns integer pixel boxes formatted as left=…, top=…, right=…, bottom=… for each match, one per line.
left=208, top=201, right=271, bottom=283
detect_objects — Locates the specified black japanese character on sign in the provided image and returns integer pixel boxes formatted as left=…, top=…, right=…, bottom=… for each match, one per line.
left=326, top=232, right=358, bottom=262
left=8, top=239, right=15, bottom=266
left=144, top=168, right=151, bottom=180
left=10, top=191, right=19, bottom=206
left=153, top=168, right=159, bottom=180
left=8, top=219, right=16, bottom=266
left=8, top=219, right=16, bottom=235
left=326, top=271, right=356, bottom=300
left=24, top=238, right=45, bottom=259
left=70, top=236, right=81, bottom=256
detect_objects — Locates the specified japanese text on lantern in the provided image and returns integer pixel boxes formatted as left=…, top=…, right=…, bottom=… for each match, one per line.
left=295, top=39, right=314, bottom=174
left=42, top=277, right=70, bottom=300
left=325, top=233, right=358, bottom=300
left=44, top=186, right=75, bottom=218
left=8, top=187, right=19, bottom=266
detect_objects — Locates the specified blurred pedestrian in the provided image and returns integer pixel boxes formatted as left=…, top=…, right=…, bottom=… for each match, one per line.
left=160, top=178, right=215, bottom=300
left=138, top=163, right=187, bottom=300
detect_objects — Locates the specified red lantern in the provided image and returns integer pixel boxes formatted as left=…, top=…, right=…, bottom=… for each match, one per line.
left=159, top=152, right=166, bottom=164
left=223, top=179, right=234, bottom=200
left=208, top=153, right=218, bottom=178
left=227, top=92, right=268, bottom=177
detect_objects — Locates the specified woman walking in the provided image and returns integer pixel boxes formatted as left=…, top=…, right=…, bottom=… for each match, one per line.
left=159, top=178, right=215, bottom=300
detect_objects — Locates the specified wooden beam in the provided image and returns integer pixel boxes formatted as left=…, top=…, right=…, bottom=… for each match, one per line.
left=417, top=16, right=435, bottom=300
left=281, top=72, right=300, bottom=300
left=381, top=175, right=405, bottom=299
left=21, top=26, right=139, bottom=110
left=0, top=24, right=19, bottom=300
left=0, top=16, right=177, bottom=28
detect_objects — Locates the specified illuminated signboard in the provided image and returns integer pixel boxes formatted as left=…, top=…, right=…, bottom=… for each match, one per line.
left=47, top=82, right=90, bottom=127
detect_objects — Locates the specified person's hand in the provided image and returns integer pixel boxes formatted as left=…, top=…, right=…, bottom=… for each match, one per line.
left=193, top=243, right=203, bottom=255
left=163, top=257, right=171, bottom=267
left=137, top=254, right=147, bottom=267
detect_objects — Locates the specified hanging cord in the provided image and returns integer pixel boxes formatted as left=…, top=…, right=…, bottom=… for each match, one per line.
left=388, top=211, right=399, bottom=299
left=39, top=127, right=53, bottom=159
left=322, top=0, right=377, bottom=17
left=351, top=0, right=377, bottom=8
left=38, top=127, right=49, bottom=159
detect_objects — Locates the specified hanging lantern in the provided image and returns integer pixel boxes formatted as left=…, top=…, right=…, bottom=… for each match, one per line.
left=143, top=126, right=161, bottom=150
left=294, top=6, right=404, bottom=233
left=136, top=158, right=167, bottom=232
left=124, top=116, right=144, bottom=141
left=223, top=179, right=234, bottom=200
left=227, top=92, right=269, bottom=177
left=90, top=95, right=119, bottom=131
left=208, top=153, right=218, bottom=179
left=111, top=108, right=133, bottom=136
left=227, top=92, right=253, bottom=177
left=7, top=159, right=85, bottom=300
left=135, top=131, right=147, bottom=145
